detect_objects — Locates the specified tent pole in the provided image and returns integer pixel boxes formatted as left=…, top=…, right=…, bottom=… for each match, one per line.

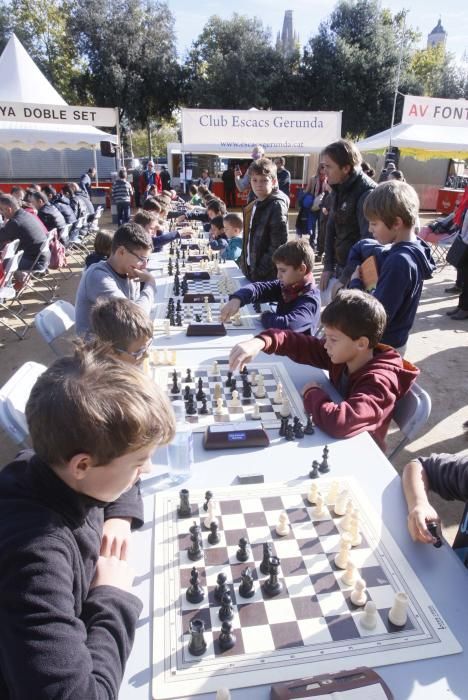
left=93, top=147, right=98, bottom=186
left=181, top=151, right=186, bottom=193
left=390, top=16, right=406, bottom=149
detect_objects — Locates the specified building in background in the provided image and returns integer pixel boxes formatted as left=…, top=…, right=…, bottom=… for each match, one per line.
left=276, top=10, right=300, bottom=56
left=427, top=18, right=447, bottom=50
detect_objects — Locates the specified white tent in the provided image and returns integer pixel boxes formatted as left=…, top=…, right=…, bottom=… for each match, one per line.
left=357, top=123, right=468, bottom=155
left=0, top=35, right=117, bottom=150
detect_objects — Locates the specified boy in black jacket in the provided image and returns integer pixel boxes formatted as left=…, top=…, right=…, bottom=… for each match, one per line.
left=0, top=347, right=175, bottom=699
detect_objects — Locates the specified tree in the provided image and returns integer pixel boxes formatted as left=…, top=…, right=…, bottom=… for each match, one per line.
left=300, top=1, right=416, bottom=137
left=410, top=45, right=468, bottom=99
left=69, top=0, right=182, bottom=125
left=184, top=14, right=285, bottom=109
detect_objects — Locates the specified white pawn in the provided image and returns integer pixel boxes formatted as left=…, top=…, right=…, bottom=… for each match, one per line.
left=232, top=312, right=242, bottom=326
left=251, top=403, right=261, bottom=420
left=340, top=501, right=354, bottom=532
left=279, top=398, right=291, bottom=418
left=231, top=390, right=241, bottom=407
left=388, top=592, right=409, bottom=627
left=255, top=375, right=266, bottom=398
left=334, top=532, right=352, bottom=569
left=350, top=578, right=367, bottom=606
left=326, top=480, right=340, bottom=507
left=250, top=373, right=258, bottom=386
left=206, top=307, right=213, bottom=322
left=360, top=601, right=378, bottom=630
left=341, top=560, right=358, bottom=587
left=169, top=350, right=177, bottom=366
left=163, top=319, right=170, bottom=336
left=350, top=514, right=362, bottom=547
left=213, top=383, right=223, bottom=400
left=273, top=384, right=283, bottom=405
left=307, top=483, right=319, bottom=505
left=214, top=397, right=225, bottom=415
left=314, top=494, right=325, bottom=517
left=212, top=360, right=219, bottom=375
left=204, top=499, right=218, bottom=529
left=334, top=489, right=350, bottom=516
left=276, top=511, right=290, bottom=537
left=216, top=690, right=231, bottom=700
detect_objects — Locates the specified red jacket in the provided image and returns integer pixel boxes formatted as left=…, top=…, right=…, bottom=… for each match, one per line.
left=257, top=329, right=419, bottom=451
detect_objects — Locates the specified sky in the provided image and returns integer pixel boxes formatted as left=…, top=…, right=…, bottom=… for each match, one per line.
left=167, top=0, right=467, bottom=61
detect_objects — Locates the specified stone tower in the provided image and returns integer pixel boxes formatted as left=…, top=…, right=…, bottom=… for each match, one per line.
left=276, top=10, right=300, bottom=56
left=427, top=18, right=447, bottom=50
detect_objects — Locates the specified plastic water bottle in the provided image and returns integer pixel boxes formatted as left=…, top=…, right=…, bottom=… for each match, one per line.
left=167, top=400, right=194, bottom=484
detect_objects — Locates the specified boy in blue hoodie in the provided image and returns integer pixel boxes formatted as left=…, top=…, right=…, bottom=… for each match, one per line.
left=221, top=239, right=320, bottom=334
left=346, top=181, right=435, bottom=353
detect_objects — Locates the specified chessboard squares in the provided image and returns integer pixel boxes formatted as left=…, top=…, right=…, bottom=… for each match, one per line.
left=301, top=552, right=333, bottom=577
left=291, top=594, right=322, bottom=620
left=289, top=517, right=317, bottom=539
left=354, top=565, right=388, bottom=589
left=204, top=545, right=230, bottom=567
left=277, top=556, right=308, bottom=578
left=237, top=601, right=268, bottom=627
left=260, top=496, right=285, bottom=511
left=181, top=606, right=212, bottom=635
left=271, top=538, right=302, bottom=561
left=280, top=493, right=307, bottom=510
left=218, top=499, right=242, bottom=515
left=360, top=583, right=396, bottom=610
left=241, top=624, right=276, bottom=654
left=297, top=617, right=333, bottom=646
left=346, top=546, right=379, bottom=569
left=284, top=506, right=310, bottom=526
left=213, top=626, right=245, bottom=657
left=239, top=525, right=272, bottom=545
left=229, top=560, right=258, bottom=585
left=209, top=605, right=241, bottom=633
left=284, top=574, right=316, bottom=599
left=243, top=510, right=268, bottom=528
left=235, top=497, right=264, bottom=514
left=350, top=607, right=388, bottom=637
left=309, top=571, right=341, bottom=595
left=223, top=528, right=248, bottom=547
left=204, top=566, right=232, bottom=590
left=270, top=621, right=304, bottom=650
left=316, top=590, right=350, bottom=618
left=296, top=536, right=325, bottom=558
left=311, top=517, right=340, bottom=538
left=219, top=512, right=246, bottom=531
left=324, top=614, right=361, bottom=642
left=317, top=533, right=343, bottom=554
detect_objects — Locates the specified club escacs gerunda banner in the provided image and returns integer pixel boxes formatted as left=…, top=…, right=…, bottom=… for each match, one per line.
left=402, top=95, right=468, bottom=127
left=181, top=108, right=342, bottom=153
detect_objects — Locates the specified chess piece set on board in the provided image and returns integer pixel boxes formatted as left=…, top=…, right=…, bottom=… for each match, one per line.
left=279, top=413, right=315, bottom=441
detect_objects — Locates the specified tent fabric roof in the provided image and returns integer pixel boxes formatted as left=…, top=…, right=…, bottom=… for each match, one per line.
left=0, top=35, right=117, bottom=150
left=357, top=123, right=468, bottom=154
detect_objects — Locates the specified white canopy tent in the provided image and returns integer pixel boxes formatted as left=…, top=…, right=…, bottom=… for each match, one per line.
left=357, top=123, right=468, bottom=154
left=0, top=34, right=117, bottom=151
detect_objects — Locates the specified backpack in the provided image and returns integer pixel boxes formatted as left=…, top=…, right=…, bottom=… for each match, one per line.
left=49, top=232, right=67, bottom=269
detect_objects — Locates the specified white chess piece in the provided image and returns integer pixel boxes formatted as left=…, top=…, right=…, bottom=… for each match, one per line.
left=214, top=397, right=225, bottom=415
left=350, top=514, right=362, bottom=546
left=326, top=480, right=340, bottom=507
left=169, top=350, right=177, bottom=366
left=340, top=501, right=354, bottom=532
left=307, top=483, right=319, bottom=505
left=255, top=375, right=266, bottom=398
left=273, top=384, right=283, bottom=405
left=334, top=489, right=350, bottom=516
left=216, top=690, right=231, bottom=700
left=204, top=499, right=218, bottom=529
left=163, top=319, right=170, bottom=336
left=276, top=511, right=290, bottom=536
left=341, top=561, right=358, bottom=587
left=212, top=361, right=219, bottom=375
left=251, top=403, right=261, bottom=420
left=213, top=383, right=222, bottom=400
left=314, top=494, right=325, bottom=517
left=360, top=601, right=378, bottom=630
left=232, top=312, right=242, bottom=326
left=279, top=398, right=291, bottom=418
left=334, top=532, right=352, bottom=569
left=350, top=578, right=367, bottom=606
left=206, top=308, right=213, bottom=322
left=388, top=592, right=409, bottom=627
left=230, top=390, right=241, bottom=407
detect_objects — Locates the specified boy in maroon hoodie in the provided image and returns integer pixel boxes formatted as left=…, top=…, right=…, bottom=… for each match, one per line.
left=229, top=289, right=419, bottom=451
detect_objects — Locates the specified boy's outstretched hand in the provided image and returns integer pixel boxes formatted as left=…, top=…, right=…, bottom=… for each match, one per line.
left=90, top=556, right=135, bottom=593
left=407, top=504, right=441, bottom=545
left=101, top=517, right=132, bottom=559
left=220, top=298, right=241, bottom=323
left=229, top=338, right=265, bottom=371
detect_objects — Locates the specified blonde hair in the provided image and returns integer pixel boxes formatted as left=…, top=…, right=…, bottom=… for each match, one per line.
left=91, top=297, right=153, bottom=350
left=364, top=181, right=419, bottom=228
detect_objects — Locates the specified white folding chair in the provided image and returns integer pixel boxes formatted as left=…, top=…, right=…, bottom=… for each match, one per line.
left=1, top=238, right=20, bottom=265
left=34, top=299, right=75, bottom=356
left=0, top=250, right=30, bottom=339
left=388, top=383, right=432, bottom=461
left=0, top=361, right=46, bottom=446
left=15, top=230, right=58, bottom=304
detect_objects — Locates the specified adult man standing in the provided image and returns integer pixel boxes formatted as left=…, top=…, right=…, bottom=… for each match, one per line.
left=159, top=166, right=171, bottom=191
left=235, top=145, right=265, bottom=203
left=80, top=167, right=95, bottom=197
left=140, top=161, right=161, bottom=200
left=274, top=157, right=291, bottom=197
left=222, top=165, right=236, bottom=208
left=0, top=194, right=49, bottom=270
left=320, top=139, right=376, bottom=291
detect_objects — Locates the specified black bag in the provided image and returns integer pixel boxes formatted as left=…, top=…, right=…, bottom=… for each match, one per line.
left=446, top=234, right=468, bottom=268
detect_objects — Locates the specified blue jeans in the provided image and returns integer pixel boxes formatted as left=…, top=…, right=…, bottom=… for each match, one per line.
left=117, top=201, right=131, bottom=225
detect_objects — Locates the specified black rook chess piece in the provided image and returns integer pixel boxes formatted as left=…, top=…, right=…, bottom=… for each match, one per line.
left=188, top=619, right=207, bottom=656
left=177, top=489, right=191, bottom=518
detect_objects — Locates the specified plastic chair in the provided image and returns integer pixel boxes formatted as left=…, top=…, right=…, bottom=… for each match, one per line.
left=388, top=383, right=432, bottom=461
left=34, top=299, right=75, bottom=355
left=0, top=361, right=46, bottom=445
left=0, top=249, right=30, bottom=339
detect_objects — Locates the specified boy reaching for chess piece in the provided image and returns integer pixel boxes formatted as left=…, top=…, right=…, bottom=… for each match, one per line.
left=221, top=239, right=320, bottom=335
left=229, top=289, right=419, bottom=451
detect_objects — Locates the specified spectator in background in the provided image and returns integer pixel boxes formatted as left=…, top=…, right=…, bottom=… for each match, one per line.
left=222, top=164, right=237, bottom=208
left=388, top=170, right=405, bottom=182
left=112, top=169, right=133, bottom=225
left=159, top=165, right=171, bottom=191
left=0, top=194, right=49, bottom=270
left=30, top=191, right=66, bottom=238
left=197, top=169, right=212, bottom=190
left=80, top=167, right=95, bottom=197
left=378, top=161, right=396, bottom=183
left=361, top=162, right=376, bottom=180
left=296, top=165, right=328, bottom=249
left=140, top=161, right=161, bottom=201
left=235, top=145, right=265, bottom=204
left=85, top=229, right=114, bottom=269
left=71, top=183, right=95, bottom=217
left=41, top=185, right=77, bottom=226
left=274, top=157, right=291, bottom=198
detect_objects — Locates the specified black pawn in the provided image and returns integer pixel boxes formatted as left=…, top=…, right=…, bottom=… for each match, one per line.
left=236, top=537, right=250, bottom=562
left=177, top=489, right=191, bottom=518
left=184, top=385, right=191, bottom=400
left=218, top=620, right=236, bottom=651
left=304, top=415, right=315, bottom=435
left=238, top=567, right=255, bottom=599
left=186, top=567, right=205, bottom=604
left=196, top=377, right=205, bottom=401
left=214, top=572, right=229, bottom=603
left=188, top=529, right=203, bottom=561
left=319, top=445, right=330, bottom=473
left=260, top=542, right=272, bottom=575
left=427, top=521, right=442, bottom=548
left=186, top=395, right=197, bottom=415
left=225, top=370, right=233, bottom=388
left=188, top=619, right=207, bottom=656
left=203, top=490, right=213, bottom=512
left=293, top=419, right=304, bottom=439
left=285, top=423, right=295, bottom=441
left=219, top=592, right=234, bottom=622
left=230, top=378, right=237, bottom=394
left=184, top=369, right=192, bottom=383
left=309, top=460, right=320, bottom=479
left=242, top=379, right=252, bottom=398
left=208, top=521, right=220, bottom=545
left=262, top=556, right=283, bottom=597
left=199, top=397, right=208, bottom=414
left=279, top=416, right=288, bottom=437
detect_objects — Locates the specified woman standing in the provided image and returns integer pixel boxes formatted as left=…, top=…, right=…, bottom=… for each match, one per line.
left=295, top=164, right=328, bottom=249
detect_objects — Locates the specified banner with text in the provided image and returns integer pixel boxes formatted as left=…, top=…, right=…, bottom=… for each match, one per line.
left=181, top=109, right=342, bottom=153
left=0, top=101, right=118, bottom=127
left=402, top=95, right=468, bottom=127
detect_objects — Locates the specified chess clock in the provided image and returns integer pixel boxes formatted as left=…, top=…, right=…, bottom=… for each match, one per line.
left=203, top=421, right=270, bottom=450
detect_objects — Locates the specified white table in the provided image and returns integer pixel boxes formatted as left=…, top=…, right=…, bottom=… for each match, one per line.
left=122, top=347, right=467, bottom=700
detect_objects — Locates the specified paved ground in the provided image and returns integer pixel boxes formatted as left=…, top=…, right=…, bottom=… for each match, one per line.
left=0, top=211, right=466, bottom=544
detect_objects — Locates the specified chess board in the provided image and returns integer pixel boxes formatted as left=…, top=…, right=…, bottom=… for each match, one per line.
left=153, top=300, right=256, bottom=331
left=152, top=479, right=461, bottom=699
left=161, top=274, right=239, bottom=300
left=153, top=361, right=306, bottom=432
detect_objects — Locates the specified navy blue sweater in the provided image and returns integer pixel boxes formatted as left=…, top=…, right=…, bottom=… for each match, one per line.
left=0, top=452, right=143, bottom=699
left=348, top=238, right=435, bottom=347
left=231, top=279, right=321, bottom=334
left=152, top=230, right=180, bottom=252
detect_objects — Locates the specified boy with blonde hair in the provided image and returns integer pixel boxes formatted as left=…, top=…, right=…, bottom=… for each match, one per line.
left=91, top=297, right=153, bottom=366
left=221, top=239, right=320, bottom=334
left=221, top=213, right=243, bottom=262
left=346, top=180, right=435, bottom=352
left=0, top=346, right=174, bottom=698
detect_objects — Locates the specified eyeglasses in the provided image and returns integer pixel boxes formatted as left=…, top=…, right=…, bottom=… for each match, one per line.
left=115, top=338, right=152, bottom=361
left=125, top=247, right=150, bottom=264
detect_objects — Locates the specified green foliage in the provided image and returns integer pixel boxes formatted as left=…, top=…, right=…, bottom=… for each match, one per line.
left=410, top=45, right=468, bottom=99
left=129, top=123, right=178, bottom=158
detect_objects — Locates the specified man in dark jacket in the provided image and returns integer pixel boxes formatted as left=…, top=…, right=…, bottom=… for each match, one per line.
left=30, top=191, right=66, bottom=237
left=240, top=158, right=289, bottom=282
left=274, top=157, right=291, bottom=197
left=0, top=346, right=175, bottom=700
left=320, top=139, right=376, bottom=291
left=0, top=193, right=49, bottom=270
left=42, top=185, right=77, bottom=225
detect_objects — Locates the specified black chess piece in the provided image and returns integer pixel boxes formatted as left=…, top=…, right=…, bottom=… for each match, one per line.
left=177, top=489, right=191, bottom=518
left=181, top=280, right=189, bottom=295
left=218, top=592, right=234, bottom=622
left=225, top=371, right=233, bottom=388
left=238, top=567, right=255, bottom=599
left=319, top=445, right=330, bottom=473
left=176, top=312, right=182, bottom=327
left=176, top=300, right=182, bottom=312
left=285, top=423, right=295, bottom=441
left=186, top=395, right=197, bottom=415
left=184, top=385, right=191, bottom=401
left=196, top=377, right=205, bottom=401
left=188, top=528, right=203, bottom=561
left=262, top=556, right=283, bottom=597
left=309, top=460, right=320, bottom=479
left=214, top=573, right=229, bottom=603
left=188, top=619, right=207, bottom=656
left=199, top=398, right=208, bottom=414
left=184, top=369, right=192, bottom=383
left=218, top=620, right=236, bottom=651
left=304, top=415, right=315, bottom=435
left=171, top=371, right=180, bottom=395
left=236, top=537, right=250, bottom=562
left=230, top=378, right=237, bottom=394
left=242, top=379, right=252, bottom=398
left=260, top=542, right=272, bottom=575
left=240, top=366, right=248, bottom=378
left=186, top=567, right=205, bottom=604
left=279, top=416, right=288, bottom=437
left=195, top=314, right=202, bottom=322
left=203, top=490, right=213, bottom=512
left=189, top=520, right=199, bottom=535
left=427, top=521, right=442, bottom=548
left=293, top=418, right=304, bottom=439
left=207, top=521, right=220, bottom=545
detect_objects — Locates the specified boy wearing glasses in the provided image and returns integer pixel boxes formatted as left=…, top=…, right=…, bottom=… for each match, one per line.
left=75, top=222, right=156, bottom=336
left=90, top=298, right=153, bottom=366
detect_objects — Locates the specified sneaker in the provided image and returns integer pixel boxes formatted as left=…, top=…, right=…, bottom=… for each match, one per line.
left=451, top=309, right=468, bottom=320
left=444, top=285, right=462, bottom=293
left=446, top=308, right=460, bottom=316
